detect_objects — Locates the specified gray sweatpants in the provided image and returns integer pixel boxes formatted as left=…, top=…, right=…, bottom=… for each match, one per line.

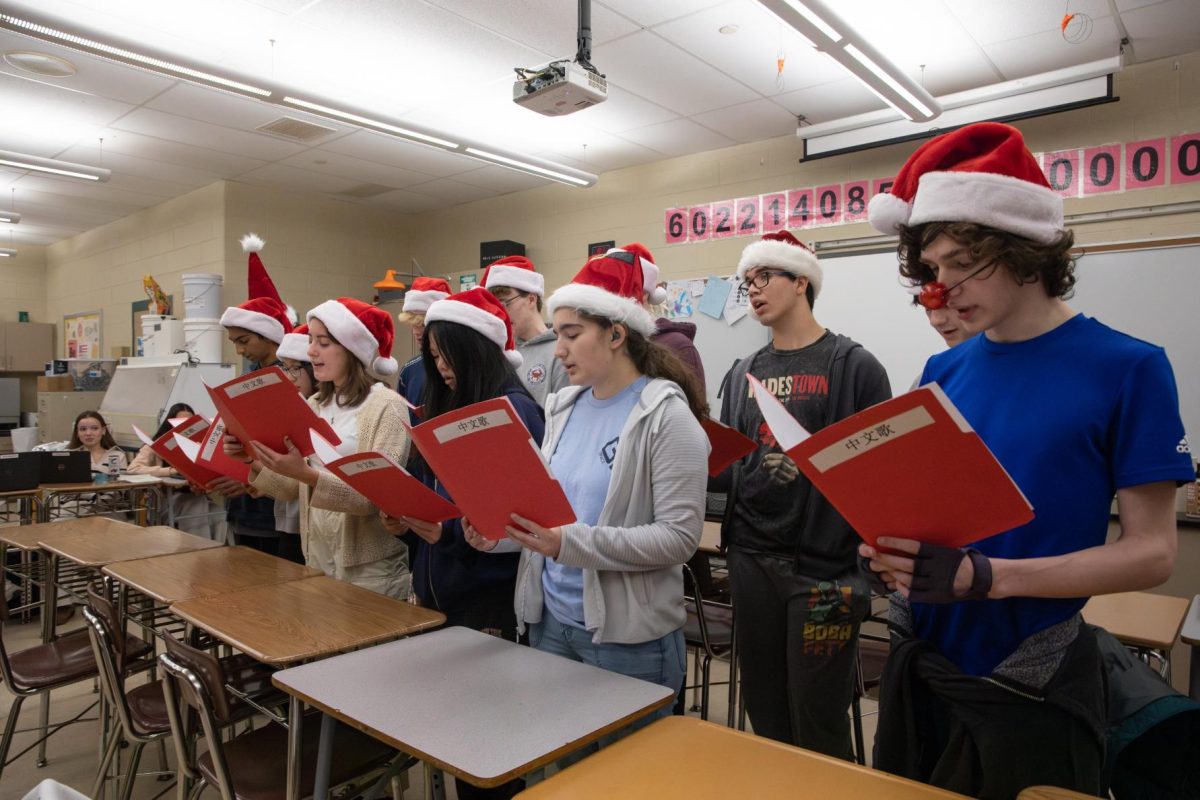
left=727, top=548, right=869, bottom=760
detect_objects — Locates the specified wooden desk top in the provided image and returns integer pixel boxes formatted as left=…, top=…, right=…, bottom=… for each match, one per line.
left=102, top=546, right=320, bottom=604
left=1016, top=786, right=1102, bottom=800
left=516, top=716, right=966, bottom=799
left=1181, top=594, right=1200, bottom=646
left=39, top=479, right=160, bottom=493
left=0, top=516, right=141, bottom=551
left=171, top=575, right=445, bottom=666
left=699, top=520, right=721, bottom=555
left=273, top=627, right=673, bottom=787
left=40, top=525, right=222, bottom=567
left=1082, top=591, right=1190, bottom=650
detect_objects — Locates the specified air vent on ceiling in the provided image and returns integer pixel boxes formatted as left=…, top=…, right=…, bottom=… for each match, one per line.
left=255, top=116, right=337, bottom=143
left=338, top=183, right=397, bottom=199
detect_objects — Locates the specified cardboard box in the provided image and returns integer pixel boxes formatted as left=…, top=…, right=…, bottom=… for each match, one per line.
left=37, top=375, right=75, bottom=392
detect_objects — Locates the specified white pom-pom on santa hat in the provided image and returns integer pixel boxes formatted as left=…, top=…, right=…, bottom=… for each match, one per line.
left=240, top=232, right=265, bottom=253
left=308, top=298, right=398, bottom=379
left=425, top=288, right=523, bottom=368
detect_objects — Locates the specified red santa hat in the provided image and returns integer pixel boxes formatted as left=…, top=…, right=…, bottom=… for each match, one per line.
left=736, top=231, right=823, bottom=299
left=218, top=233, right=295, bottom=343
left=401, top=277, right=452, bottom=315
left=308, top=298, right=398, bottom=378
left=425, top=288, right=523, bottom=368
left=276, top=323, right=311, bottom=363
left=867, top=121, right=1063, bottom=244
left=547, top=251, right=657, bottom=337
left=482, top=255, right=545, bottom=298
left=607, top=243, right=667, bottom=305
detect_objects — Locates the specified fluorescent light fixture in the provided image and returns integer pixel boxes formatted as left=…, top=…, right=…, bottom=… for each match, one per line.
left=463, top=148, right=592, bottom=187
left=758, top=0, right=941, bottom=123
left=0, top=8, right=598, bottom=189
left=0, top=13, right=272, bottom=98
left=0, top=248, right=16, bottom=257
left=0, top=149, right=110, bottom=182
left=0, top=211, right=20, bottom=223
left=799, top=57, right=1121, bottom=158
left=280, top=97, right=459, bottom=150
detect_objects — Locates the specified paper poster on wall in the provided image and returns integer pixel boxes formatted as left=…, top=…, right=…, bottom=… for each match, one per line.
left=459, top=274, right=478, bottom=290
left=666, top=282, right=694, bottom=320
left=698, top=277, right=732, bottom=319
left=687, top=279, right=706, bottom=297
left=723, top=279, right=750, bottom=325
left=64, top=311, right=102, bottom=359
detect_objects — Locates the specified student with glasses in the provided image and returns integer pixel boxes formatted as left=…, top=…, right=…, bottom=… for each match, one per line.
left=713, top=230, right=891, bottom=759
left=483, top=255, right=569, bottom=407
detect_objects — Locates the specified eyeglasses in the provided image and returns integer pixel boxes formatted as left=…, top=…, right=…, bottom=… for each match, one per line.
left=281, top=364, right=308, bottom=376
left=739, top=270, right=794, bottom=292
left=492, top=290, right=525, bottom=307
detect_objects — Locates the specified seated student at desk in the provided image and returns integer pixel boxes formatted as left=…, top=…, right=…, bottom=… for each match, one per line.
left=127, top=402, right=196, bottom=478
left=69, top=410, right=127, bottom=472
left=228, top=298, right=413, bottom=599
left=467, top=251, right=707, bottom=733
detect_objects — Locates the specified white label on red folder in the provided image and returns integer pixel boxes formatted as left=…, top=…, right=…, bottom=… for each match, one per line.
left=341, top=458, right=388, bottom=475
left=433, top=409, right=512, bottom=444
left=809, top=406, right=934, bottom=472
left=176, top=419, right=208, bottom=439
left=224, top=371, right=284, bottom=398
left=200, top=419, right=226, bottom=461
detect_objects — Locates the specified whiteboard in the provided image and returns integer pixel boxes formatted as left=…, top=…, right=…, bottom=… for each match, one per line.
left=790, top=242, right=1200, bottom=449
left=689, top=297, right=770, bottom=414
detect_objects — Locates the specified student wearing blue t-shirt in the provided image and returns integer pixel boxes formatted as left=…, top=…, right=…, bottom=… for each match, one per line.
left=395, top=276, right=451, bottom=425
left=862, top=122, right=1193, bottom=799
left=466, top=251, right=709, bottom=737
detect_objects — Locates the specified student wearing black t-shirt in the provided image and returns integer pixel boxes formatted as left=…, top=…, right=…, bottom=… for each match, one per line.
left=716, top=231, right=890, bottom=759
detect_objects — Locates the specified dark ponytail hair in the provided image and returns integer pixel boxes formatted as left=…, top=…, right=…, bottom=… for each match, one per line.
left=153, top=403, right=196, bottom=440
left=578, top=312, right=709, bottom=421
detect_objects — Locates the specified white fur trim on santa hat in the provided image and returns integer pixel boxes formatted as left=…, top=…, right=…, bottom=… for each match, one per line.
left=547, top=283, right=657, bottom=338
left=276, top=332, right=310, bottom=363
left=402, top=289, right=449, bottom=315
left=308, top=300, right=399, bottom=379
left=240, top=233, right=264, bottom=253
left=484, top=264, right=545, bottom=297
left=736, top=239, right=823, bottom=299
left=424, top=298, right=523, bottom=368
left=867, top=192, right=912, bottom=236
left=219, top=306, right=286, bottom=344
left=908, top=171, right=1064, bottom=244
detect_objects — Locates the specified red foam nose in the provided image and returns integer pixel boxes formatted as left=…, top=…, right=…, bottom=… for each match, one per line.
left=919, top=283, right=948, bottom=310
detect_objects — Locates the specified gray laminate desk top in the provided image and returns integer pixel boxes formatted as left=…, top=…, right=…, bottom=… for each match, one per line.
left=1182, top=594, right=1200, bottom=646
left=272, top=626, right=673, bottom=786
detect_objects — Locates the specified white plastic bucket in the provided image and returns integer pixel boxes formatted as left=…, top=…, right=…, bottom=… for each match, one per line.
left=183, top=317, right=224, bottom=363
left=181, top=273, right=223, bottom=321
left=142, top=316, right=184, bottom=357
left=10, top=427, right=37, bottom=452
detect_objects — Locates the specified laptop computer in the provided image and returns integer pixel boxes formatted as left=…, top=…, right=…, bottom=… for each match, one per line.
left=0, top=452, right=41, bottom=492
left=39, top=450, right=93, bottom=484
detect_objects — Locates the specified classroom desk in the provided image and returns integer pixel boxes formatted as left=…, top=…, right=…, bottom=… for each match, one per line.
left=0, top=517, right=123, bottom=622
left=699, top=519, right=721, bottom=554
left=1182, top=594, right=1200, bottom=700
left=0, top=486, right=39, bottom=525
left=36, top=478, right=162, bottom=524
left=173, top=575, right=445, bottom=800
left=1082, top=591, right=1190, bottom=679
left=272, top=626, right=675, bottom=800
left=515, top=716, right=967, bottom=799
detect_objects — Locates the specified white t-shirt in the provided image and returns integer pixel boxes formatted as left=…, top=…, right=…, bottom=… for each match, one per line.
left=314, top=384, right=378, bottom=465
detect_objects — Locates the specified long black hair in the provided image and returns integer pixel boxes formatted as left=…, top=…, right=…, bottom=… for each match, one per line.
left=153, top=403, right=197, bottom=440
left=420, top=320, right=531, bottom=420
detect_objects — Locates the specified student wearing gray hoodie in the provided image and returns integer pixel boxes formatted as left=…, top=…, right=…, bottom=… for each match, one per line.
left=467, top=250, right=708, bottom=732
left=483, top=254, right=569, bottom=407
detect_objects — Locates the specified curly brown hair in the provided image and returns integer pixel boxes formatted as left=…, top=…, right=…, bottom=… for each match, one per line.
left=897, top=221, right=1077, bottom=299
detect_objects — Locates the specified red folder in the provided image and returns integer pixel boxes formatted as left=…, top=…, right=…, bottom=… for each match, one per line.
left=405, top=396, right=576, bottom=540
left=749, top=377, right=1034, bottom=548
left=132, top=415, right=219, bottom=487
left=205, top=366, right=338, bottom=458
left=311, top=433, right=459, bottom=523
left=701, top=418, right=758, bottom=477
left=188, top=416, right=251, bottom=484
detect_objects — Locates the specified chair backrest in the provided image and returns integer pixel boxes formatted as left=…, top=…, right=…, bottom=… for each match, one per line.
left=85, top=585, right=130, bottom=672
left=158, top=633, right=235, bottom=723
left=0, top=585, right=14, bottom=689
left=81, top=603, right=137, bottom=737
left=682, top=562, right=733, bottom=656
left=158, top=648, right=236, bottom=800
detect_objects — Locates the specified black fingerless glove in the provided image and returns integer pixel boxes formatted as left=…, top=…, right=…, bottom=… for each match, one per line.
left=908, top=542, right=992, bottom=604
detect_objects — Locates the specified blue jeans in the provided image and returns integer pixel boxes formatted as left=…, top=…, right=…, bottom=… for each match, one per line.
left=530, top=612, right=685, bottom=730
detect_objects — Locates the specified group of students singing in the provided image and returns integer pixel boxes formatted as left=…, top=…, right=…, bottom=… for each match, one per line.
left=200, top=122, right=1192, bottom=799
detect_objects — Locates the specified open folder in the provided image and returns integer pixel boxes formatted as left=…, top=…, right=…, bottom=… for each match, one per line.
left=205, top=366, right=339, bottom=457
left=405, top=396, right=576, bottom=541
left=132, top=415, right=220, bottom=487
left=700, top=418, right=758, bottom=477
left=310, top=432, right=459, bottom=523
left=749, top=376, right=1034, bottom=548
left=171, top=415, right=252, bottom=484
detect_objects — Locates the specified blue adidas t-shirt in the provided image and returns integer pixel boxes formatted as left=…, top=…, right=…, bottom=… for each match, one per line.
left=396, top=356, right=425, bottom=426
left=914, top=314, right=1192, bottom=676
left=542, top=376, right=649, bottom=628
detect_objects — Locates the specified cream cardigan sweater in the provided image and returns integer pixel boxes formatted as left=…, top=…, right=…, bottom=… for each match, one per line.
left=251, top=383, right=410, bottom=567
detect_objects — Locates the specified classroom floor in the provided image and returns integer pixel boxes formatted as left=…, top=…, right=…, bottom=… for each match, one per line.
left=0, top=609, right=882, bottom=800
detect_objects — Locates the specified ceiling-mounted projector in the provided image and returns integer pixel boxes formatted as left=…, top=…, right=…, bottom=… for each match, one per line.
left=513, top=0, right=606, bottom=117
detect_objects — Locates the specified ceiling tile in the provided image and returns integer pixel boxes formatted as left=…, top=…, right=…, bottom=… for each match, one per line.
left=692, top=98, right=798, bottom=143
left=618, top=118, right=735, bottom=157
left=0, top=30, right=175, bottom=105
left=402, top=177, right=499, bottom=204
left=7, top=172, right=171, bottom=209
left=1119, top=0, right=1200, bottom=62
left=564, top=85, right=679, bottom=134
left=943, top=0, right=1113, bottom=47
left=57, top=144, right=225, bottom=187
left=320, top=131, right=477, bottom=177
left=0, top=72, right=135, bottom=156
left=772, top=78, right=882, bottom=124
left=599, top=0, right=726, bottom=28
left=982, top=16, right=1124, bottom=80
left=90, top=130, right=268, bottom=177
left=593, top=30, right=760, bottom=116
left=234, top=163, right=364, bottom=194
left=449, top=165, right=552, bottom=193
left=535, top=129, right=665, bottom=172
left=145, top=82, right=349, bottom=143
left=278, top=148, right=438, bottom=188
left=111, top=107, right=308, bottom=162
left=427, top=1, right=640, bottom=56
left=369, top=188, right=453, bottom=214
